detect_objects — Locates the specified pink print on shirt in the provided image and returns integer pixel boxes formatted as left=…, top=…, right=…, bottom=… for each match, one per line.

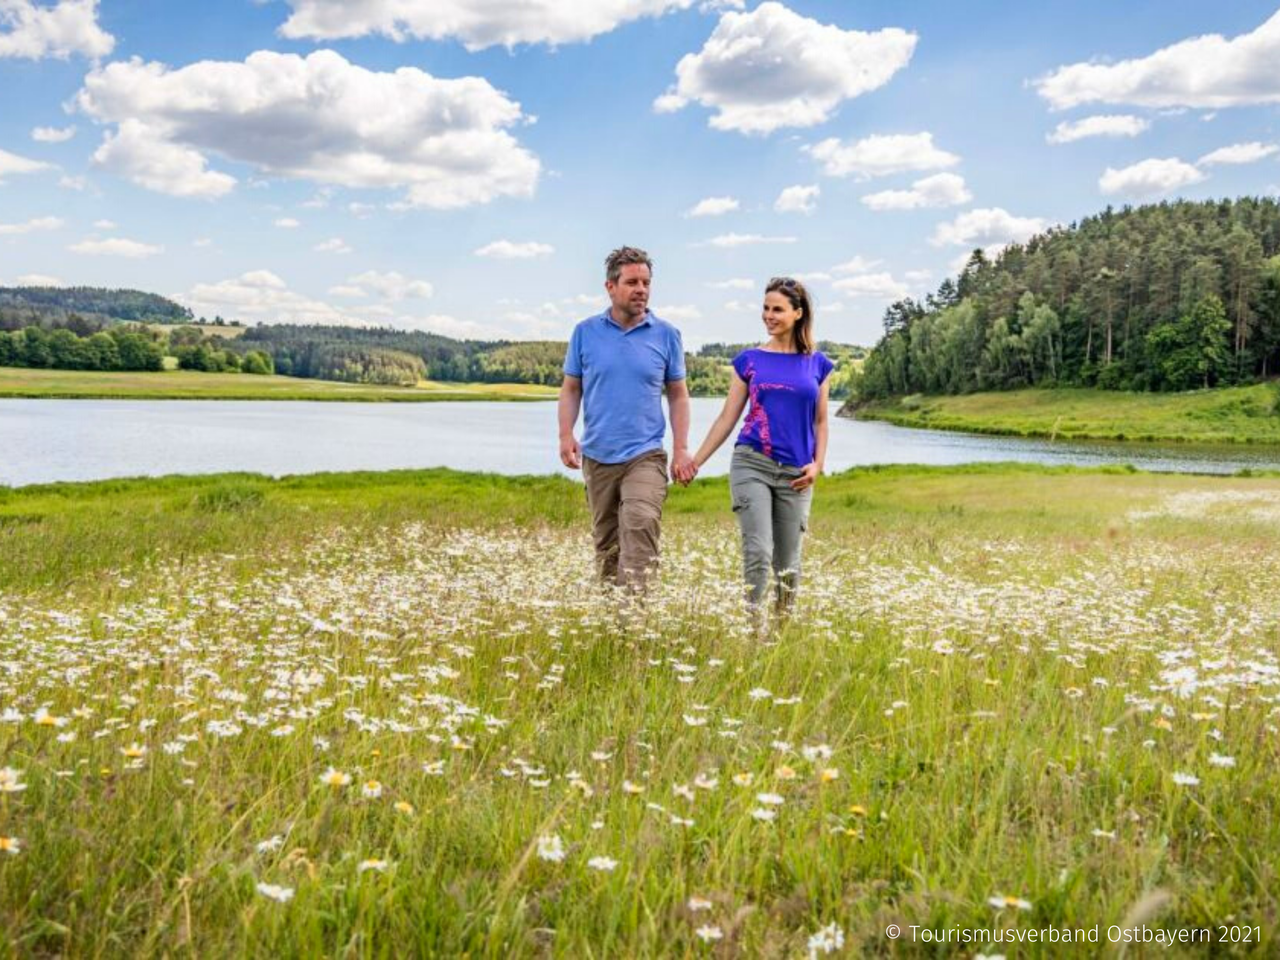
left=739, top=357, right=794, bottom=459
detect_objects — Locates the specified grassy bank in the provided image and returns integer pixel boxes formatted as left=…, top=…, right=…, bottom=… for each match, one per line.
left=2, top=465, right=1279, bottom=956
left=0, top=367, right=557, bottom=401
left=852, top=383, right=1280, bottom=444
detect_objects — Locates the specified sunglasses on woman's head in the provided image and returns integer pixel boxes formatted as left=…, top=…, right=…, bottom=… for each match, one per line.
left=768, top=276, right=799, bottom=290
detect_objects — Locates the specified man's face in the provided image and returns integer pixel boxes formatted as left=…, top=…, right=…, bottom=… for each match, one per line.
left=605, top=263, right=651, bottom=320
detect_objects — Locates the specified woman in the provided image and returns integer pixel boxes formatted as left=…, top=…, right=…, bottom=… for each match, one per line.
left=689, top=277, right=832, bottom=616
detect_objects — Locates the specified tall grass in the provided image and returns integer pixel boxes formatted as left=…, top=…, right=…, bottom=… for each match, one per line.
left=1, top=466, right=1278, bottom=956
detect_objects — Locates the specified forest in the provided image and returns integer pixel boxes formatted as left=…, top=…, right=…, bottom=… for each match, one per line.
left=859, top=198, right=1280, bottom=398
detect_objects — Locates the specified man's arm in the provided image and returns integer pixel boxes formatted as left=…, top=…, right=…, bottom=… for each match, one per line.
left=558, top=374, right=583, bottom=469
left=666, top=378, right=693, bottom=482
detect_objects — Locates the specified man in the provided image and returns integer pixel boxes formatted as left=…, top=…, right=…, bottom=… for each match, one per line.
left=559, top=246, right=693, bottom=590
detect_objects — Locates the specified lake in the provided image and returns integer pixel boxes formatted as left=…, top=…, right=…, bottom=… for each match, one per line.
left=4, top=397, right=1280, bottom=487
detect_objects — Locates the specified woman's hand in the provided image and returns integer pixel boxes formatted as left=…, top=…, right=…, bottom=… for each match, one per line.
left=790, top=463, right=819, bottom=491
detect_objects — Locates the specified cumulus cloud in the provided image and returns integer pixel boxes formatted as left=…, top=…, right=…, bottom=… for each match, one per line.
left=31, top=124, right=76, bottom=143
left=774, top=184, right=819, bottom=214
left=831, top=255, right=882, bottom=275
left=1197, top=141, right=1278, bottom=166
left=274, top=217, right=301, bottom=228
left=656, top=304, right=702, bottom=322
left=278, top=0, right=701, bottom=51
left=1046, top=114, right=1149, bottom=144
left=1036, top=10, right=1280, bottom=110
left=0, top=146, right=50, bottom=181
left=1098, top=157, right=1206, bottom=197
left=0, top=0, right=113, bottom=60
left=74, top=49, right=540, bottom=208
left=338, top=270, right=433, bottom=300
left=860, top=172, right=970, bottom=211
left=930, top=208, right=1048, bottom=248
left=655, top=2, right=915, bottom=134
left=475, top=240, right=554, bottom=259
left=806, top=132, right=959, bottom=179
left=707, top=277, right=754, bottom=289
left=831, top=271, right=908, bottom=300
left=686, top=195, right=739, bottom=217
left=0, top=215, right=63, bottom=235
left=180, top=270, right=368, bottom=326
left=15, top=273, right=61, bottom=285
left=314, top=237, right=352, bottom=254
left=69, top=236, right=162, bottom=258
left=701, top=232, right=797, bottom=248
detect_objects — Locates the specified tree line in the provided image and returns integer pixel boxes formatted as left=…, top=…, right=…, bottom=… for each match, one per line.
left=0, top=286, right=191, bottom=324
left=859, top=197, right=1280, bottom=398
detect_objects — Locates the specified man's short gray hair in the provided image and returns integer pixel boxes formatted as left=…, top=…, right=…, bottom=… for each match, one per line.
left=605, top=246, right=653, bottom=283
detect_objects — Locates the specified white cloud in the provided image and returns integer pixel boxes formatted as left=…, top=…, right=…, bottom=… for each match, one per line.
left=279, top=0, right=701, bottom=51
left=15, top=273, right=62, bottom=286
left=1036, top=10, right=1280, bottom=110
left=0, top=0, right=113, bottom=60
left=475, top=240, right=554, bottom=259
left=831, top=256, right=882, bottom=275
left=832, top=271, right=908, bottom=300
left=1046, top=114, right=1149, bottom=144
left=904, top=268, right=933, bottom=283
left=180, top=270, right=367, bottom=326
left=92, top=218, right=114, bottom=229
left=341, top=270, right=433, bottom=300
left=91, top=119, right=237, bottom=199
left=702, top=232, right=797, bottom=248
left=1098, top=157, right=1206, bottom=197
left=791, top=271, right=831, bottom=283
left=0, top=146, right=50, bottom=181
left=327, top=285, right=366, bottom=298
left=930, top=208, right=1049, bottom=248
left=1197, top=141, right=1278, bottom=166
left=274, top=217, right=301, bottom=228
left=723, top=299, right=753, bottom=312
left=707, top=277, right=754, bottom=289
left=860, top=172, right=971, bottom=211
left=58, top=173, right=86, bottom=190
left=74, top=49, right=540, bottom=208
left=347, top=202, right=375, bottom=218
left=192, top=237, right=213, bottom=248
left=823, top=301, right=844, bottom=313
left=657, top=304, right=702, bottom=322
left=774, top=184, right=819, bottom=214
left=314, top=237, right=352, bottom=254
left=31, top=124, right=76, bottom=143
left=0, top=215, right=63, bottom=235
left=655, top=1, right=915, bottom=134
left=806, top=132, right=959, bottom=179
left=687, top=195, right=739, bottom=217
left=69, top=236, right=163, bottom=258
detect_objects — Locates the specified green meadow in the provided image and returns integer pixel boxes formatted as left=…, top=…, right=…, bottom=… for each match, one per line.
left=1, top=465, right=1278, bottom=956
left=0, top=367, right=558, bottom=402
left=852, top=384, right=1280, bottom=445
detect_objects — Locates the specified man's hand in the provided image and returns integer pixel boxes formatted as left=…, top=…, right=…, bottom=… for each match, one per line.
left=790, top=463, right=820, bottom=491
left=671, top=451, right=698, bottom=485
left=560, top=435, right=582, bottom=470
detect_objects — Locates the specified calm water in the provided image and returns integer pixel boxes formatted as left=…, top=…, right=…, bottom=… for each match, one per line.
left=3, top=398, right=1280, bottom=487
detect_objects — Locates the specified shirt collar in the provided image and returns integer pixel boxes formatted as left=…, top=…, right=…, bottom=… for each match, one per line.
left=601, top=308, right=653, bottom=331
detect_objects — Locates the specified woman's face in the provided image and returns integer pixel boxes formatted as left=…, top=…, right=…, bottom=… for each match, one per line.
left=762, top=290, right=802, bottom=342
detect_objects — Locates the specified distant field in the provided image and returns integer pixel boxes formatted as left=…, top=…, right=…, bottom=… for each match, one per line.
left=852, top=384, right=1280, bottom=444
left=0, top=367, right=558, bottom=401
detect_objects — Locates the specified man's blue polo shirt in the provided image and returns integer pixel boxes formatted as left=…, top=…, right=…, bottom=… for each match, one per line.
left=564, top=308, right=686, bottom=465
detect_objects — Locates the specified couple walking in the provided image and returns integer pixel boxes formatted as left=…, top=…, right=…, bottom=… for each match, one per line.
left=558, top=246, right=832, bottom=616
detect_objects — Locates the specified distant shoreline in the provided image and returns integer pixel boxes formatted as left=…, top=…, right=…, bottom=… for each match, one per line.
left=0, top=367, right=559, bottom=402
left=846, top=384, right=1280, bottom=446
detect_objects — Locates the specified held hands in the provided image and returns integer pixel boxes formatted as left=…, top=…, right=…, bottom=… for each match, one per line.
left=790, top=463, right=820, bottom=491
left=671, top=450, right=699, bottom=486
left=559, top=435, right=582, bottom=470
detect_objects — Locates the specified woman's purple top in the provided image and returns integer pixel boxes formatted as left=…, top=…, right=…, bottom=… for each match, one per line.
left=732, top=348, right=834, bottom=468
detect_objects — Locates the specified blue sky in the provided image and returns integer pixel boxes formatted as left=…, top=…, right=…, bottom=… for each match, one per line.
left=2, top=1, right=1279, bottom=346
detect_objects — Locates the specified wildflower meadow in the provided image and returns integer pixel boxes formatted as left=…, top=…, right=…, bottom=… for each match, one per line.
left=0, top=465, right=1277, bottom=956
